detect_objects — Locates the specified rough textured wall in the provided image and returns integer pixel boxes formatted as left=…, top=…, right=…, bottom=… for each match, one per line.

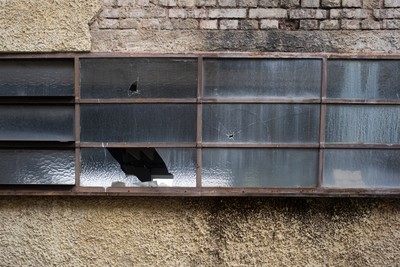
left=0, top=0, right=101, bottom=52
left=90, top=0, right=400, bottom=52
left=0, top=197, right=399, bottom=266
left=1, top=0, right=400, bottom=266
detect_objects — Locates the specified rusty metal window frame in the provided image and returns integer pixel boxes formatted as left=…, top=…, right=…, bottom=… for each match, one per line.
left=0, top=52, right=400, bottom=197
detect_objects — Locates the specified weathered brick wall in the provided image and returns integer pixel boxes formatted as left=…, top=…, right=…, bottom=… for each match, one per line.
left=93, top=0, right=400, bottom=31
left=90, top=0, right=400, bottom=52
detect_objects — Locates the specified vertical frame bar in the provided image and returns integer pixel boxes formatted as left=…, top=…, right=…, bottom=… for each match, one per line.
left=74, top=56, right=81, bottom=189
left=196, top=57, right=204, bottom=187
left=318, top=56, right=328, bottom=188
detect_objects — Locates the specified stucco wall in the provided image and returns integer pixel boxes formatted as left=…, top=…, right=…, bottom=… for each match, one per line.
left=0, top=0, right=399, bottom=266
left=0, top=197, right=399, bottom=266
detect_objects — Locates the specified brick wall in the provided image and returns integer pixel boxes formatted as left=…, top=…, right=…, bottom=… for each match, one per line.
left=92, top=0, right=400, bottom=31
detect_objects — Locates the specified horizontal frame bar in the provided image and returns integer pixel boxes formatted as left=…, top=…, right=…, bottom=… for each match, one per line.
left=0, top=187, right=398, bottom=197
left=79, top=98, right=197, bottom=104
left=2, top=52, right=400, bottom=59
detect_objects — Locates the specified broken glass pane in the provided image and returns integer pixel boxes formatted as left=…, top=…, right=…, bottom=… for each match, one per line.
left=203, top=104, right=319, bottom=143
left=202, top=148, right=318, bottom=187
left=80, top=104, right=196, bottom=142
left=323, top=149, right=400, bottom=188
left=325, top=105, right=400, bottom=144
left=80, top=58, right=197, bottom=98
left=80, top=148, right=196, bottom=187
left=0, top=149, right=75, bottom=185
left=327, top=60, right=400, bottom=99
left=0, top=105, right=74, bottom=142
left=203, top=59, right=321, bottom=99
left=0, top=59, right=74, bottom=96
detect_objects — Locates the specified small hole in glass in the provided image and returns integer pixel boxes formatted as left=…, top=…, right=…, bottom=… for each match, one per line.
left=129, top=81, right=138, bottom=94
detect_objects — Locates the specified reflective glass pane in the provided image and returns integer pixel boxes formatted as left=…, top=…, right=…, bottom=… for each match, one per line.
left=203, top=59, right=321, bottom=98
left=0, top=149, right=75, bottom=185
left=0, top=59, right=74, bottom=96
left=80, top=148, right=196, bottom=187
left=80, top=58, right=197, bottom=98
left=203, top=104, right=319, bottom=143
left=326, top=105, right=400, bottom=144
left=80, top=104, right=196, bottom=142
left=202, top=149, right=318, bottom=187
left=323, top=149, right=400, bottom=188
left=0, top=105, right=74, bottom=141
left=327, top=60, right=400, bottom=99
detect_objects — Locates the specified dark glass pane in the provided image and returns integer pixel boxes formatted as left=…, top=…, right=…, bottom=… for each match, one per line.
left=0, top=105, right=74, bottom=141
left=80, top=148, right=196, bottom=187
left=202, top=148, right=318, bottom=187
left=326, top=105, right=400, bottom=144
left=0, top=149, right=75, bottom=185
left=203, top=104, right=319, bottom=143
left=80, top=58, right=197, bottom=99
left=0, top=59, right=74, bottom=96
left=203, top=59, right=321, bottom=98
left=80, top=104, right=196, bottom=142
left=323, top=149, right=400, bottom=188
left=327, top=60, right=400, bottom=99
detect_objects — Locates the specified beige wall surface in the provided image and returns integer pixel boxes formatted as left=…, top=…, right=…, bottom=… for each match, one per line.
left=0, top=0, right=100, bottom=52
left=0, top=197, right=399, bottom=266
left=0, top=0, right=400, bottom=266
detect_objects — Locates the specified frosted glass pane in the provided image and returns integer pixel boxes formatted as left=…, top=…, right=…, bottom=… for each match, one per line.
left=323, top=149, right=400, bottom=188
left=80, top=58, right=197, bottom=98
left=0, top=59, right=74, bottom=96
left=326, top=105, right=400, bottom=144
left=80, top=148, right=196, bottom=187
left=0, top=149, right=75, bottom=185
left=0, top=105, right=74, bottom=141
left=80, top=104, right=196, bottom=142
left=327, top=60, right=400, bottom=99
left=203, top=104, right=319, bottom=143
left=203, top=59, right=321, bottom=98
left=202, top=149, right=318, bottom=187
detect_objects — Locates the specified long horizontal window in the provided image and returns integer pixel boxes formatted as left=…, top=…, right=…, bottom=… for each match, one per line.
left=0, top=53, right=399, bottom=196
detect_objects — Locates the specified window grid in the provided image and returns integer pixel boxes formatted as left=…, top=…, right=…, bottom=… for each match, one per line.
left=1, top=52, right=400, bottom=196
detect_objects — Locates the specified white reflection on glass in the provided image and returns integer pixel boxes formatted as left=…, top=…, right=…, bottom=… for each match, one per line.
left=202, top=148, right=318, bottom=188
left=323, top=149, right=400, bottom=188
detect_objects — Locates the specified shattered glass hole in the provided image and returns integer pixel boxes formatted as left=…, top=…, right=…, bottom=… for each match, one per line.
left=128, top=81, right=139, bottom=95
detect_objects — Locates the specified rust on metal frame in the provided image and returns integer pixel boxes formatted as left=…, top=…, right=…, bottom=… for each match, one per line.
left=0, top=187, right=399, bottom=197
left=196, top=56, right=204, bottom=187
left=323, top=99, right=400, bottom=105
left=79, top=142, right=197, bottom=148
left=201, top=98, right=321, bottom=104
left=322, top=144, right=400, bottom=149
left=318, top=56, right=328, bottom=188
left=74, top=56, right=81, bottom=190
left=79, top=98, right=197, bottom=104
left=201, top=143, right=319, bottom=148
